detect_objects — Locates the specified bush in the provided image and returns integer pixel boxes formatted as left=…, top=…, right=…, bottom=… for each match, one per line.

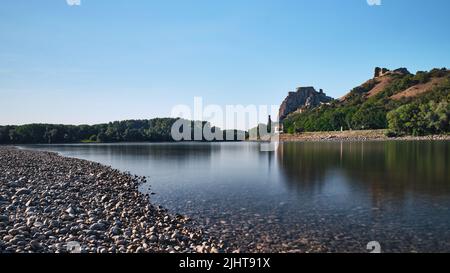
left=387, top=100, right=449, bottom=136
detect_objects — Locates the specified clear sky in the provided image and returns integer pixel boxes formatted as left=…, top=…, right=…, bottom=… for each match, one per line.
left=1, top=0, right=449, bottom=127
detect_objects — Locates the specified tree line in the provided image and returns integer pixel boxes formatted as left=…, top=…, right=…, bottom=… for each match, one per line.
left=0, top=118, right=247, bottom=144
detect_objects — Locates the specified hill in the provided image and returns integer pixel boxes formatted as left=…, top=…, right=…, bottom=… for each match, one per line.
left=281, top=67, right=450, bottom=136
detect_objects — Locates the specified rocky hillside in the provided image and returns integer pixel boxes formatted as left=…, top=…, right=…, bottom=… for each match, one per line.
left=340, top=67, right=449, bottom=102
left=282, top=67, right=450, bottom=136
left=340, top=67, right=411, bottom=101
left=279, top=87, right=333, bottom=121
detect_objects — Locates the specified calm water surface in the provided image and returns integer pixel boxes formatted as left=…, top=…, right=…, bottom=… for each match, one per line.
left=23, top=141, right=450, bottom=252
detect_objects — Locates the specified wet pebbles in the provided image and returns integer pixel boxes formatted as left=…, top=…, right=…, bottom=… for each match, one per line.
left=0, top=147, right=227, bottom=253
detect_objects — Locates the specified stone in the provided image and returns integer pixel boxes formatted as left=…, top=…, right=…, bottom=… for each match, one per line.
left=89, top=223, right=107, bottom=231
left=279, top=87, right=333, bottom=121
left=100, top=195, right=108, bottom=202
left=111, top=227, right=121, bottom=235
left=195, top=245, right=205, bottom=253
left=149, top=235, right=158, bottom=242
left=30, top=240, right=41, bottom=250
left=15, top=188, right=31, bottom=196
left=136, top=247, right=145, bottom=253
left=210, top=247, right=219, bottom=253
left=65, top=207, right=75, bottom=215
left=8, top=229, right=20, bottom=236
left=0, top=215, right=9, bottom=223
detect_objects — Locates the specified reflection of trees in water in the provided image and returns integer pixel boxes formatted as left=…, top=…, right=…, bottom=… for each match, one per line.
left=277, top=142, right=338, bottom=193
left=277, top=141, right=450, bottom=200
left=51, top=143, right=216, bottom=169
left=69, top=143, right=215, bottom=158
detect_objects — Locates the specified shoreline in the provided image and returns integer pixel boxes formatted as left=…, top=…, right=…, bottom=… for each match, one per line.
left=3, top=130, right=448, bottom=147
left=0, top=147, right=227, bottom=253
left=278, top=130, right=450, bottom=142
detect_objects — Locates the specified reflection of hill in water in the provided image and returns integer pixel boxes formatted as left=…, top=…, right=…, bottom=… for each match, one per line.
left=277, top=141, right=450, bottom=198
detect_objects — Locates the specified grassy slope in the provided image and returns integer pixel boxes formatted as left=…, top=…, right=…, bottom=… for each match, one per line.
left=283, top=68, right=450, bottom=135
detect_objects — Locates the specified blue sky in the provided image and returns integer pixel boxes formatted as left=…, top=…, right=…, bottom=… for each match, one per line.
left=1, top=0, right=449, bottom=127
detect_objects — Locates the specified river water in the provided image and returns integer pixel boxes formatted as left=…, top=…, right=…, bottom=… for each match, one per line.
left=23, top=141, right=450, bottom=252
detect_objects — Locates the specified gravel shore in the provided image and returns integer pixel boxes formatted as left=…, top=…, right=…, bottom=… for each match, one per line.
left=279, top=130, right=450, bottom=142
left=0, top=147, right=227, bottom=253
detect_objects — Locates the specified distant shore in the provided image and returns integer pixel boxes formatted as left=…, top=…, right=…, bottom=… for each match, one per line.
left=279, top=130, right=450, bottom=142
left=0, top=147, right=227, bottom=253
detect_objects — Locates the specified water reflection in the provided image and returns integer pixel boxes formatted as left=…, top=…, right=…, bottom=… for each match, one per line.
left=277, top=141, right=450, bottom=198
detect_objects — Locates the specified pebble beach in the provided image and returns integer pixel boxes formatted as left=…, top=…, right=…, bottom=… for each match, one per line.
left=0, top=147, right=228, bottom=253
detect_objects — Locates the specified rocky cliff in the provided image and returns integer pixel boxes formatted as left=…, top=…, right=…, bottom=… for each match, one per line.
left=279, top=87, right=333, bottom=121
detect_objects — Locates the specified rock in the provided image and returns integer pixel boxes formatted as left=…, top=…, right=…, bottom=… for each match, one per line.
left=136, top=247, right=145, bottom=253
left=195, top=245, right=204, bottom=253
left=279, top=87, right=333, bottom=121
left=61, top=213, right=74, bottom=221
left=8, top=229, right=20, bottom=236
left=210, top=247, right=219, bottom=253
left=65, top=207, right=75, bottom=215
left=97, top=172, right=107, bottom=179
left=15, top=188, right=31, bottom=196
left=149, top=235, right=158, bottom=243
left=30, top=240, right=42, bottom=250
left=100, top=195, right=108, bottom=202
left=89, top=223, right=107, bottom=231
left=0, top=215, right=9, bottom=223
left=111, top=227, right=121, bottom=235
left=25, top=199, right=34, bottom=207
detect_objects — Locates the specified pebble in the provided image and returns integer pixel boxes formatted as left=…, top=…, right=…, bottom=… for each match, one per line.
left=15, top=188, right=31, bottom=195
left=0, top=147, right=226, bottom=253
left=0, top=215, right=9, bottom=223
left=89, top=223, right=107, bottom=231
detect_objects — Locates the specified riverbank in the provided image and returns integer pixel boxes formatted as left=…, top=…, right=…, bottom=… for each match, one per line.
left=279, top=130, right=450, bottom=142
left=0, top=147, right=227, bottom=253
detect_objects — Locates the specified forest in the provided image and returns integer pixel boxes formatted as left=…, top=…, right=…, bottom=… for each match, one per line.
left=0, top=118, right=246, bottom=144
